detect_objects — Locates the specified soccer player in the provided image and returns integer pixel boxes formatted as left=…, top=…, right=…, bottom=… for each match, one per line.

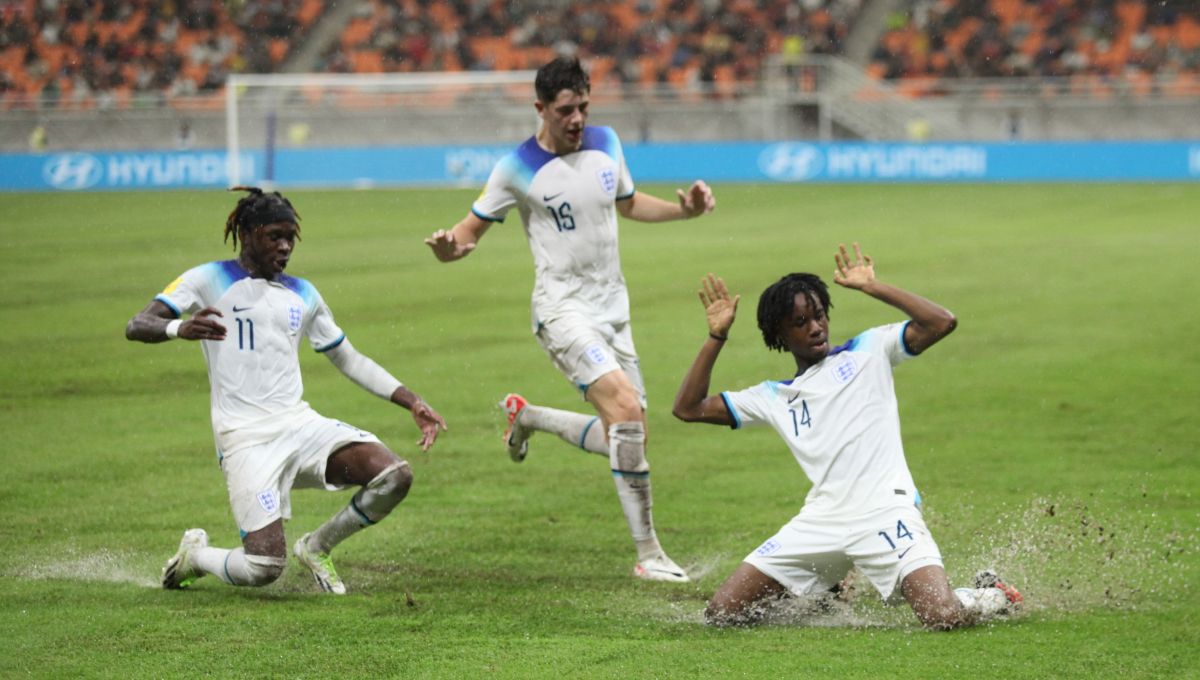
left=127, top=187, right=447, bottom=595
left=672, top=244, right=1023, bottom=628
left=423, top=56, right=715, bottom=582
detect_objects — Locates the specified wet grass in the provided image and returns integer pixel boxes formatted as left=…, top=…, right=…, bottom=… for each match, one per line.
left=0, top=184, right=1197, bottom=678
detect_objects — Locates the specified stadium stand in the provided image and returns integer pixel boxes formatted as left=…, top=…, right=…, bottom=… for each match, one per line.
left=869, top=0, right=1200, bottom=97
left=2, top=0, right=864, bottom=109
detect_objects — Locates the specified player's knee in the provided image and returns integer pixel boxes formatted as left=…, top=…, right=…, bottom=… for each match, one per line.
left=369, top=461, right=413, bottom=501
left=243, top=553, right=287, bottom=586
left=608, top=421, right=648, bottom=473
left=704, top=598, right=757, bottom=628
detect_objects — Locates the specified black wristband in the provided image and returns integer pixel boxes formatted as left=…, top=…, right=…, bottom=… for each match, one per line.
left=709, top=332, right=728, bottom=342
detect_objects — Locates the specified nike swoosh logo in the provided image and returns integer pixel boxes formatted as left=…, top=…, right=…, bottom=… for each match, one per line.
left=788, top=394, right=801, bottom=403
left=232, top=305, right=253, bottom=312
left=542, top=192, right=564, bottom=201
left=897, top=546, right=914, bottom=560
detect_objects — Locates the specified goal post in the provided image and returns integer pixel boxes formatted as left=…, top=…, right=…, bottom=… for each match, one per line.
left=224, top=71, right=538, bottom=188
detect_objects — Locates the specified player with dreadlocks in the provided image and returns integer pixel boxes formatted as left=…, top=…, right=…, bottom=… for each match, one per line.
left=672, top=243, right=1023, bottom=629
left=127, top=187, right=447, bottom=595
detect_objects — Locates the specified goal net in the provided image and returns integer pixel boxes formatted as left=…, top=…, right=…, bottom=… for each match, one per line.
left=224, top=71, right=538, bottom=187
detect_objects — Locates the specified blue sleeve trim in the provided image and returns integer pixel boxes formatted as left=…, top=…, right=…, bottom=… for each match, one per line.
left=899, top=320, right=918, bottom=356
left=471, top=206, right=503, bottom=223
left=615, top=189, right=635, bottom=201
left=315, top=334, right=346, bottom=353
left=720, top=392, right=741, bottom=430
left=154, top=294, right=182, bottom=318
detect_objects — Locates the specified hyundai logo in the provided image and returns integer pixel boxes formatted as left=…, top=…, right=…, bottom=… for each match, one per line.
left=759, top=143, right=824, bottom=181
left=43, top=153, right=103, bottom=190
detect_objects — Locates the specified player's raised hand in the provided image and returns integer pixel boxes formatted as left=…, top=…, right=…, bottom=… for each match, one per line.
left=179, top=307, right=227, bottom=341
left=410, top=399, right=448, bottom=452
left=424, top=229, right=476, bottom=262
left=833, top=242, right=876, bottom=290
left=677, top=179, right=716, bottom=218
left=699, top=273, right=739, bottom=338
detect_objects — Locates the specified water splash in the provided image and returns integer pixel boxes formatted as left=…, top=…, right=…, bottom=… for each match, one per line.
left=13, top=549, right=158, bottom=588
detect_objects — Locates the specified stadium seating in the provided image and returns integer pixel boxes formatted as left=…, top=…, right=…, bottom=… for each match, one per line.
left=870, top=0, right=1200, bottom=97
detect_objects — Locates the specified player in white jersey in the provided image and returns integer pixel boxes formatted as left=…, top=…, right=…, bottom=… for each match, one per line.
left=127, top=187, right=447, bottom=595
left=424, top=57, right=715, bottom=582
left=672, top=243, right=1023, bottom=628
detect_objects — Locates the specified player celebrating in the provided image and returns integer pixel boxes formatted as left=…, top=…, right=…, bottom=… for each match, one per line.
left=672, top=244, right=1023, bottom=628
left=424, top=56, right=714, bottom=582
left=127, top=187, right=446, bottom=595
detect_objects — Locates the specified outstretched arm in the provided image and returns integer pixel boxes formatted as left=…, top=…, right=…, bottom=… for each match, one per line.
left=126, top=300, right=226, bottom=343
left=424, top=212, right=492, bottom=262
left=833, top=243, right=957, bottom=354
left=672, top=273, right=740, bottom=426
left=617, top=180, right=715, bottom=222
left=324, top=340, right=448, bottom=451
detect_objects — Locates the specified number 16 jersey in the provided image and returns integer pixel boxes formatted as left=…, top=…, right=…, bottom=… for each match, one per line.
left=471, top=126, right=635, bottom=329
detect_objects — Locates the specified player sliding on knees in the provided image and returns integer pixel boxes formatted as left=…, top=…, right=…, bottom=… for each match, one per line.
left=424, top=56, right=714, bottom=582
left=126, top=187, right=446, bottom=595
left=672, top=244, right=1023, bottom=628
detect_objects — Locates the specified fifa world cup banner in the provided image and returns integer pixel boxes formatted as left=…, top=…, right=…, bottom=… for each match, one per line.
left=1, top=142, right=1198, bottom=191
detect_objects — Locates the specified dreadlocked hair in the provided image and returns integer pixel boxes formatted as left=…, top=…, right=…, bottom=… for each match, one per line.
left=756, top=273, right=832, bottom=352
left=224, top=186, right=301, bottom=250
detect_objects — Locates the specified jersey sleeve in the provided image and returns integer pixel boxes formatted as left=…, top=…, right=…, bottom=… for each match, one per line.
left=294, top=281, right=346, bottom=353
left=850, top=322, right=917, bottom=367
left=154, top=264, right=212, bottom=317
left=471, top=154, right=521, bottom=223
left=720, top=381, right=778, bottom=430
left=610, top=129, right=635, bottom=199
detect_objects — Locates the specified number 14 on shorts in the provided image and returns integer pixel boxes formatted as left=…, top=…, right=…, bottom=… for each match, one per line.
left=878, top=519, right=914, bottom=550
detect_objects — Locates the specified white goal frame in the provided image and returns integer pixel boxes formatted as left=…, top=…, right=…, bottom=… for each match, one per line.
left=224, top=71, right=537, bottom=187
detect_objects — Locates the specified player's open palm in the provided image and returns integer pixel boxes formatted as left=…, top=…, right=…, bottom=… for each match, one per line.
left=424, top=229, right=475, bottom=262
left=699, top=273, right=739, bottom=338
left=834, top=242, right=876, bottom=290
left=411, top=400, right=448, bottom=452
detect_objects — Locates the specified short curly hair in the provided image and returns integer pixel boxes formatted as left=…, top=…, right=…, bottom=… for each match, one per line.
left=535, top=56, right=590, bottom=103
left=756, top=273, right=832, bottom=352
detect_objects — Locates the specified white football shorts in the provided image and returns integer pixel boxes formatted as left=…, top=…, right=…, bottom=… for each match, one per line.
left=219, top=407, right=381, bottom=534
left=744, top=503, right=944, bottom=602
left=534, top=314, right=647, bottom=407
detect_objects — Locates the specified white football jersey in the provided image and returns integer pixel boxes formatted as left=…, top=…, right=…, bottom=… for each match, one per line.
left=472, top=126, right=635, bottom=328
left=722, top=323, right=922, bottom=520
left=156, top=260, right=345, bottom=452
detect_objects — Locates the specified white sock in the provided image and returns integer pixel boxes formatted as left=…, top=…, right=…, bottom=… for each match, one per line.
left=608, top=422, right=662, bottom=560
left=191, top=546, right=285, bottom=586
left=309, top=462, right=411, bottom=553
left=521, top=405, right=608, bottom=456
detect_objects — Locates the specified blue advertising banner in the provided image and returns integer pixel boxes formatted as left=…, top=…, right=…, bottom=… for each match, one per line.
left=3, top=141, right=1198, bottom=191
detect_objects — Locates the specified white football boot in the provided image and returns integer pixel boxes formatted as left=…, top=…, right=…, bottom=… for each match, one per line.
left=500, top=393, right=532, bottom=463
left=293, top=532, right=347, bottom=595
left=161, top=528, right=208, bottom=590
left=633, top=553, right=691, bottom=583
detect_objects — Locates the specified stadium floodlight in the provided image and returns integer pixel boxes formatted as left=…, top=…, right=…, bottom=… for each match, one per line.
left=225, top=71, right=537, bottom=188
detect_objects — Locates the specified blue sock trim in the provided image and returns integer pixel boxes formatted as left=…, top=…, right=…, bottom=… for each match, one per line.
left=350, top=497, right=376, bottom=526
left=611, top=469, right=650, bottom=479
left=578, top=417, right=599, bottom=450
left=222, top=551, right=233, bottom=584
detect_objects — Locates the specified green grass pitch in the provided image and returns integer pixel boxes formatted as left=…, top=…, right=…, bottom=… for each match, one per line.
left=0, top=184, right=1196, bottom=678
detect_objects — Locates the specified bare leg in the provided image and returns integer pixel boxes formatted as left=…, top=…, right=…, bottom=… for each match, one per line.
left=901, top=564, right=972, bottom=630
left=706, top=562, right=789, bottom=627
